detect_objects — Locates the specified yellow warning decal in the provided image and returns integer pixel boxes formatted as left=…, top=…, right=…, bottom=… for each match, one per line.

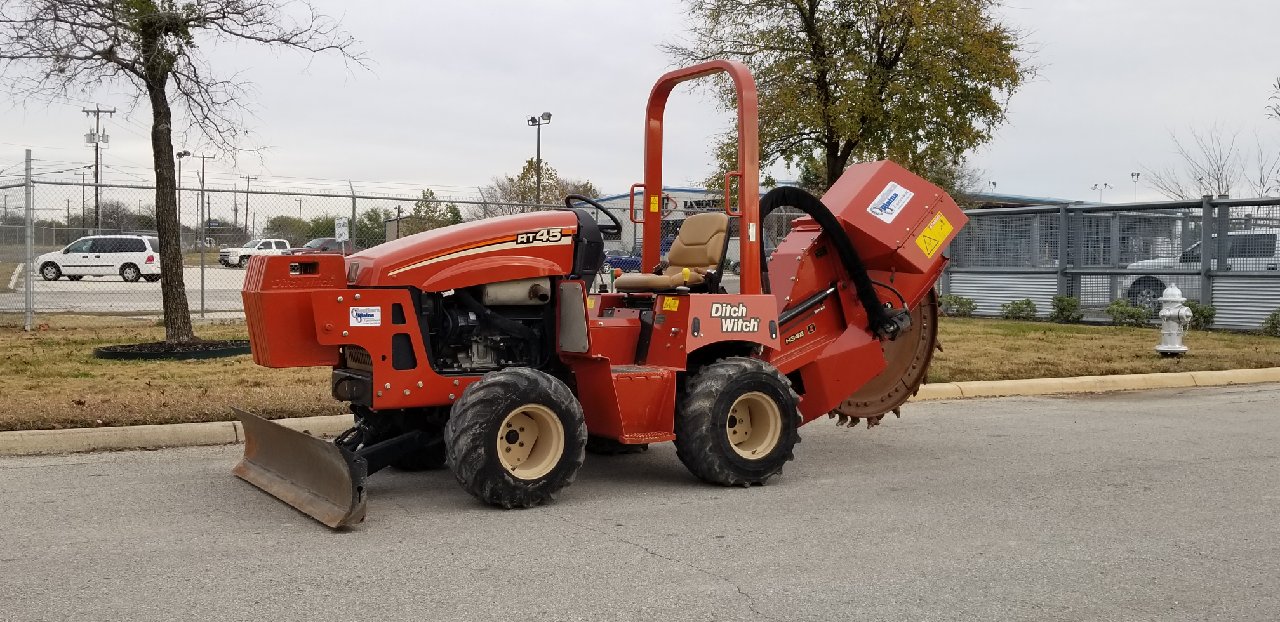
left=915, top=213, right=953, bottom=258
left=649, top=196, right=660, bottom=213
left=662, top=298, right=680, bottom=311
left=586, top=296, right=596, bottom=309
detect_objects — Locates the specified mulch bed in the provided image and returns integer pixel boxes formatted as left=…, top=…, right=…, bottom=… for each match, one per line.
left=93, top=339, right=251, bottom=361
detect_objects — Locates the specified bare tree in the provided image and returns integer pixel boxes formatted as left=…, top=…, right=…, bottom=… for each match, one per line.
left=1144, top=127, right=1246, bottom=200
left=475, top=159, right=599, bottom=219
left=0, top=0, right=362, bottom=343
left=1269, top=78, right=1280, bottom=121
left=1246, top=135, right=1280, bottom=198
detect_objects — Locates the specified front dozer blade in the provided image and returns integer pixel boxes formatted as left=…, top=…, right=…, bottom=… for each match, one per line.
left=835, top=290, right=940, bottom=422
left=232, top=408, right=368, bottom=529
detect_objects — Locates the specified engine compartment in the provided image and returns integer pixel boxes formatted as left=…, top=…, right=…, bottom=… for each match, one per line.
left=422, top=278, right=556, bottom=374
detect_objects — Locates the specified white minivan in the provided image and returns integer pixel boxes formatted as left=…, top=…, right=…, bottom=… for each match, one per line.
left=36, top=234, right=163, bottom=282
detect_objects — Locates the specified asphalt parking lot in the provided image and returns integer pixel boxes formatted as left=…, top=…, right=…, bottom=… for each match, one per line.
left=1, top=264, right=246, bottom=313
left=2, top=384, right=1278, bottom=621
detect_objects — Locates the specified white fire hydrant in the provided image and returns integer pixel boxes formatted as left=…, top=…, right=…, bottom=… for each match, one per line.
left=1156, top=284, right=1193, bottom=357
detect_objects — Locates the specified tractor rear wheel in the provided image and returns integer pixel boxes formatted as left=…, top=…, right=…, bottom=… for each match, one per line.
left=445, top=368, right=586, bottom=508
left=674, top=357, right=800, bottom=486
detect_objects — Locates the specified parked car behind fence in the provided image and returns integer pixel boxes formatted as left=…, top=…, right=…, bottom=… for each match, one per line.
left=35, top=234, right=162, bottom=283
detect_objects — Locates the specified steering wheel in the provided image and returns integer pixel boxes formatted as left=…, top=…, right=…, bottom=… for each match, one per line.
left=564, top=194, right=623, bottom=237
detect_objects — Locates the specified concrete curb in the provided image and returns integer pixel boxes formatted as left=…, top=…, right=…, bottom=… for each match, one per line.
left=0, top=414, right=353, bottom=457
left=3, top=368, right=1280, bottom=458
left=6, top=263, right=22, bottom=292
left=908, top=367, right=1280, bottom=401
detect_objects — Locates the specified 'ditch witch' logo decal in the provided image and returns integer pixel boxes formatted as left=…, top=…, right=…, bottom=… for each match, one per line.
left=711, top=302, right=760, bottom=333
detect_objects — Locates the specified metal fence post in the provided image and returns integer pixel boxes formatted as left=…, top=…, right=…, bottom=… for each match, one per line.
left=1109, top=213, right=1121, bottom=303
left=1056, top=204, right=1069, bottom=297
left=1200, top=195, right=1213, bottom=308
left=23, top=149, right=34, bottom=331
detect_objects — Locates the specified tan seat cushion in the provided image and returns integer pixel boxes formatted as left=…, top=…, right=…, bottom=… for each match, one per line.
left=613, top=213, right=728, bottom=293
left=613, top=268, right=708, bottom=292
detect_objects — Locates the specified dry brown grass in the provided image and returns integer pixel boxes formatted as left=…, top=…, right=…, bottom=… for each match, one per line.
left=0, top=314, right=339, bottom=432
left=930, top=318, right=1280, bottom=383
left=1, top=314, right=1278, bottom=431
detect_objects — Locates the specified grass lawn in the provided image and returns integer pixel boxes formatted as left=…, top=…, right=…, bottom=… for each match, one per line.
left=1, top=314, right=1278, bottom=432
left=929, top=318, right=1280, bottom=383
left=183, top=251, right=226, bottom=267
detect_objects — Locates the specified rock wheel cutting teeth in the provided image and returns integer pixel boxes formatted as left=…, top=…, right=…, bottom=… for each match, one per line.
left=833, top=290, right=940, bottom=428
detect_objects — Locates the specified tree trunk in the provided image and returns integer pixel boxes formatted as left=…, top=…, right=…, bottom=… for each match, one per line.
left=146, top=82, right=196, bottom=343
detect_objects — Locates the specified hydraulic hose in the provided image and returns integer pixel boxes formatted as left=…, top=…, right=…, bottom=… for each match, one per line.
left=758, top=186, right=897, bottom=336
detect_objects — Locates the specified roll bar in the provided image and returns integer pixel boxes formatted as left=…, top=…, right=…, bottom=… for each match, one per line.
left=642, top=60, right=761, bottom=295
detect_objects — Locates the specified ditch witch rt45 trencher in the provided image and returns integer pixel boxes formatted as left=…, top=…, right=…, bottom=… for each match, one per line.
left=232, top=60, right=966, bottom=528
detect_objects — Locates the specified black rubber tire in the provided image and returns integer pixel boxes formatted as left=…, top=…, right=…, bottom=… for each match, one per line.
left=1127, top=277, right=1164, bottom=316
left=67, top=275, right=83, bottom=281
left=237, top=256, right=248, bottom=268
left=445, top=368, right=586, bottom=508
left=674, top=357, right=800, bottom=486
left=40, top=262, right=62, bottom=281
left=143, top=275, right=161, bottom=282
left=120, top=264, right=141, bottom=282
left=585, top=435, right=649, bottom=455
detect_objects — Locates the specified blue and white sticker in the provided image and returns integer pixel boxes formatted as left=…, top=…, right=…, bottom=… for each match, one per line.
left=349, top=306, right=382, bottom=327
left=867, top=181, right=914, bottom=224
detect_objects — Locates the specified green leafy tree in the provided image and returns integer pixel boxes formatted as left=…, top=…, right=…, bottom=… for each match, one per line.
left=0, top=0, right=361, bottom=343
left=263, top=215, right=310, bottom=245
left=307, top=214, right=337, bottom=241
left=399, top=190, right=463, bottom=236
left=352, top=206, right=393, bottom=248
left=666, top=0, right=1029, bottom=192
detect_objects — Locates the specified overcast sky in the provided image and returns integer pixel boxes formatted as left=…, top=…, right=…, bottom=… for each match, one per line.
left=2, top=0, right=1277, bottom=204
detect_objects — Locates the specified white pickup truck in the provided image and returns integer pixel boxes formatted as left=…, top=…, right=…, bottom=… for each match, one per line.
left=219, top=238, right=291, bottom=268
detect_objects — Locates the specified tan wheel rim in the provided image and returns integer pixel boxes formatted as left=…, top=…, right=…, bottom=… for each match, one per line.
left=726, top=391, right=782, bottom=459
left=496, top=404, right=564, bottom=480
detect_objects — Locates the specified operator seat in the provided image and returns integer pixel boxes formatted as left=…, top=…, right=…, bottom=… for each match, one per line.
left=613, top=212, right=729, bottom=293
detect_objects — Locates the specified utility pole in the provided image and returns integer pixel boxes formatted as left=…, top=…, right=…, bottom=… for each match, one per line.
left=65, top=199, right=71, bottom=237
left=1130, top=172, right=1140, bottom=202
left=82, top=105, right=116, bottom=229
left=76, top=169, right=89, bottom=227
left=241, top=175, right=257, bottom=232
left=296, top=197, right=303, bottom=218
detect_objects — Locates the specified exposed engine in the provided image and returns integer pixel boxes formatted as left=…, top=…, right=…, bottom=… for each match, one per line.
left=426, top=278, right=553, bottom=373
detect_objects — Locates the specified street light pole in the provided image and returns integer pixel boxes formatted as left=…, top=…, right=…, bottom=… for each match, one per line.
left=1130, top=172, right=1140, bottom=201
left=1091, top=182, right=1113, bottom=203
left=527, top=111, right=552, bottom=204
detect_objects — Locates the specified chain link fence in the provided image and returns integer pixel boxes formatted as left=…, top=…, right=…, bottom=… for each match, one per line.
left=2, top=173, right=799, bottom=323
left=943, top=197, right=1280, bottom=328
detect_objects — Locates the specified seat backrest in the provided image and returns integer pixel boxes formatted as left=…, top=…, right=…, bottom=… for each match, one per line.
left=664, top=212, right=729, bottom=273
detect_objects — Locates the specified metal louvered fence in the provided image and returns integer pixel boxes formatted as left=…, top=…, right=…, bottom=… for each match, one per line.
left=940, top=197, right=1280, bottom=329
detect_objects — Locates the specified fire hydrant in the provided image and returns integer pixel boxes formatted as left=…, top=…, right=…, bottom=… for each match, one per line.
left=1156, top=284, right=1193, bottom=357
